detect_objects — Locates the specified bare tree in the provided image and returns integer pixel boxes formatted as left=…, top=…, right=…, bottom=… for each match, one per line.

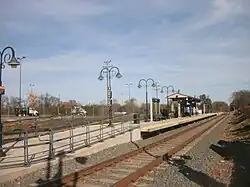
left=198, top=94, right=212, bottom=113
left=123, top=98, right=140, bottom=113
left=230, top=90, right=250, bottom=117
left=1, top=96, right=10, bottom=116
left=212, top=101, right=229, bottom=112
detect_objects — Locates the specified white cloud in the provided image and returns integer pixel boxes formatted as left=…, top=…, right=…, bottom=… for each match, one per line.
left=188, top=0, right=249, bottom=30
left=1, top=0, right=249, bottom=103
left=32, top=0, right=111, bottom=20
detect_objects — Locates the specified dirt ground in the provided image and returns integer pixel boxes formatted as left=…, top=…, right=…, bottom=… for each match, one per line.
left=210, top=115, right=250, bottom=187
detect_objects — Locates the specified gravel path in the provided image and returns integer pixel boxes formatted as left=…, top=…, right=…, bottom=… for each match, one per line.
left=0, top=118, right=214, bottom=187
left=135, top=115, right=231, bottom=187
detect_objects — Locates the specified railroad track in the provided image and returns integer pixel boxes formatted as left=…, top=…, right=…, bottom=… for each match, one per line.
left=3, top=114, right=133, bottom=132
left=4, top=114, right=139, bottom=144
left=30, top=114, right=228, bottom=187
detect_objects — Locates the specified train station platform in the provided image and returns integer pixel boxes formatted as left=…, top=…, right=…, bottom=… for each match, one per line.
left=139, top=113, right=217, bottom=138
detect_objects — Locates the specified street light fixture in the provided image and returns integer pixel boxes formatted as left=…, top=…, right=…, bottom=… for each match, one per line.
left=0, top=46, right=20, bottom=157
left=7, top=57, right=20, bottom=68
left=98, top=75, right=104, bottom=81
left=138, top=78, right=156, bottom=121
left=29, top=84, right=35, bottom=93
left=160, top=85, right=175, bottom=106
left=17, top=56, right=26, bottom=109
left=153, top=82, right=161, bottom=99
left=98, top=61, right=122, bottom=126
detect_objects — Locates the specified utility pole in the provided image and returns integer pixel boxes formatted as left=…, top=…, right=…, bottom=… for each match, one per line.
left=57, top=93, right=60, bottom=115
left=126, top=83, right=132, bottom=101
left=28, top=84, right=35, bottom=108
left=126, top=83, right=133, bottom=113
left=17, top=56, right=26, bottom=109
left=121, top=92, right=124, bottom=105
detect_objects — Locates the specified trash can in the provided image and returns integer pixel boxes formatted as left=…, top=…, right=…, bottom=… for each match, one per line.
left=133, top=113, right=140, bottom=124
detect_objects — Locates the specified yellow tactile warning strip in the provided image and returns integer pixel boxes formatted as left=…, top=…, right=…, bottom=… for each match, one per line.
left=140, top=113, right=217, bottom=132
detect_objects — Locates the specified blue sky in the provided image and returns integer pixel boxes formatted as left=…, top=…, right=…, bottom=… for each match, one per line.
left=1, top=0, right=250, bottom=105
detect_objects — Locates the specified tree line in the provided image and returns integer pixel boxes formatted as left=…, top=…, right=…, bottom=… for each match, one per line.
left=1, top=91, right=237, bottom=117
left=0, top=94, right=141, bottom=116
left=230, top=90, right=250, bottom=117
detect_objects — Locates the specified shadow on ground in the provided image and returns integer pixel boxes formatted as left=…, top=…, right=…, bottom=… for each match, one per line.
left=210, top=120, right=250, bottom=187
left=34, top=150, right=88, bottom=187
left=166, top=155, right=226, bottom=187
left=131, top=140, right=162, bottom=158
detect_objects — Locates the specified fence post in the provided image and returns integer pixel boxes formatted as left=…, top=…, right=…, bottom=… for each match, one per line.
left=18, top=118, right=22, bottom=132
left=99, top=120, right=103, bottom=142
left=129, top=121, right=133, bottom=142
left=49, top=129, right=54, bottom=160
left=18, top=119, right=22, bottom=140
left=111, top=124, right=115, bottom=138
left=69, top=125, right=74, bottom=152
left=129, top=119, right=132, bottom=132
left=34, top=118, right=38, bottom=136
left=86, top=121, right=91, bottom=147
left=129, top=116, right=133, bottom=142
left=23, top=131, right=29, bottom=166
left=121, top=119, right=124, bottom=134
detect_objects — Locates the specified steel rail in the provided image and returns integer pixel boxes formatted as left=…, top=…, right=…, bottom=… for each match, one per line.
left=32, top=114, right=225, bottom=187
left=113, top=115, right=228, bottom=187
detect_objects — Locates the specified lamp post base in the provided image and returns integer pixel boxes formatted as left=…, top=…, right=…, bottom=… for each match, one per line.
left=108, top=120, right=112, bottom=127
left=0, top=150, right=6, bottom=157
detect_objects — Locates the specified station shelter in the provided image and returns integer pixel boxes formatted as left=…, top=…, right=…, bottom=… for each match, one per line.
left=167, top=92, right=201, bottom=118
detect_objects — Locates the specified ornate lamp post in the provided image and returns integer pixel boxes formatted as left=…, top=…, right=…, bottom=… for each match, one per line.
left=153, top=82, right=161, bottom=99
left=160, top=85, right=175, bottom=106
left=0, top=46, right=20, bottom=157
left=98, top=61, right=122, bottom=126
left=138, top=78, right=156, bottom=121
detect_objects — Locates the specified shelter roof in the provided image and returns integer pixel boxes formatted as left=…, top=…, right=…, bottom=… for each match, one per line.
left=167, top=92, right=200, bottom=102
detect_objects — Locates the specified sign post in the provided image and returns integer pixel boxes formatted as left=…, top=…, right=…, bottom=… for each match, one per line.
left=0, top=86, right=5, bottom=95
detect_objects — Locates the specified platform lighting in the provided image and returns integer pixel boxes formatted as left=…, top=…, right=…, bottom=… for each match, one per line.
left=137, top=78, right=156, bottom=121
left=98, top=61, right=122, bottom=126
left=0, top=46, right=20, bottom=157
left=160, top=85, right=175, bottom=106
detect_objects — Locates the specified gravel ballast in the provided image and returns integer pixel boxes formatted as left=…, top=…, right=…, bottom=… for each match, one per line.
left=135, top=115, right=231, bottom=187
left=0, top=116, right=218, bottom=187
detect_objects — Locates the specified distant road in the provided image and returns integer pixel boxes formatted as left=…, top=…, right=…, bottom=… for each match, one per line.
left=2, top=115, right=96, bottom=123
left=2, top=115, right=53, bottom=122
left=3, top=114, right=135, bottom=131
left=3, top=114, right=133, bottom=121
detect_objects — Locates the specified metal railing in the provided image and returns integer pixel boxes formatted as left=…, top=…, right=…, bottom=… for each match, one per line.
left=0, top=117, right=141, bottom=169
left=3, top=113, right=138, bottom=132
left=3, top=113, right=145, bottom=143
